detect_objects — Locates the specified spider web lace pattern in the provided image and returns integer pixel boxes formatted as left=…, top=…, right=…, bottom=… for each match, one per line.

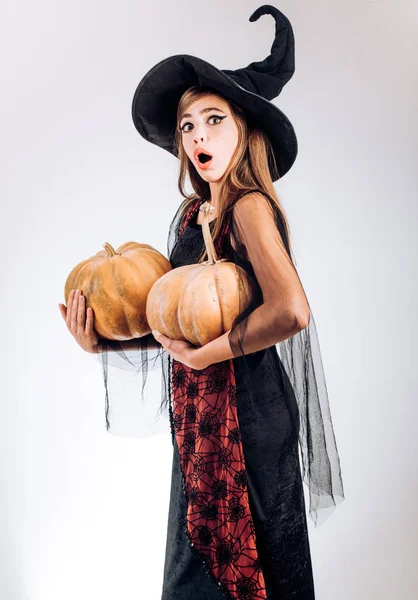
left=169, top=200, right=267, bottom=600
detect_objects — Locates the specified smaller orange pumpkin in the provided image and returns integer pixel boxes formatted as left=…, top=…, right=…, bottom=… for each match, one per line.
left=64, top=241, right=172, bottom=340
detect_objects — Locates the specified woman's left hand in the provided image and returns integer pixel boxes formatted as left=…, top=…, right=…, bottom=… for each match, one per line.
left=152, top=330, right=208, bottom=370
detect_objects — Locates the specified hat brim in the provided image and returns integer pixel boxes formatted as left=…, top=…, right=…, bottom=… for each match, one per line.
left=131, top=54, right=297, bottom=181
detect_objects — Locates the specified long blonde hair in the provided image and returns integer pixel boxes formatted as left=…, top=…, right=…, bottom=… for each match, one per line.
left=174, top=85, right=295, bottom=265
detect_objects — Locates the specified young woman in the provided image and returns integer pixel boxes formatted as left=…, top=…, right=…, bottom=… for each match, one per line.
left=60, top=6, right=344, bottom=599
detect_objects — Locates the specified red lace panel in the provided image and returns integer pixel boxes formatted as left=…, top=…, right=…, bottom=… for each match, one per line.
left=170, top=199, right=267, bottom=599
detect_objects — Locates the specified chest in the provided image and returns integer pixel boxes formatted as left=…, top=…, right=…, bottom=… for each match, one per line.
left=169, top=202, right=229, bottom=267
left=170, top=225, right=205, bottom=268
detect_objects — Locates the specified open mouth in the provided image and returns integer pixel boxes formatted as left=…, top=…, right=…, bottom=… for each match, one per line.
left=197, top=152, right=213, bottom=164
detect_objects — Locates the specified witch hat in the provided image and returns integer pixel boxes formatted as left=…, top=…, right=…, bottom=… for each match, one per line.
left=131, top=5, right=297, bottom=180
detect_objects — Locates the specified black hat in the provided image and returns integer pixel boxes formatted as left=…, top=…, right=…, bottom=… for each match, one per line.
left=131, top=5, right=297, bottom=181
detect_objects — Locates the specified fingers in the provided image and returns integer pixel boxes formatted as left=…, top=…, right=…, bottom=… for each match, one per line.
left=67, top=289, right=75, bottom=329
left=85, top=305, right=94, bottom=335
left=66, top=289, right=94, bottom=333
left=65, top=289, right=84, bottom=333
left=71, top=289, right=79, bottom=331
left=77, top=294, right=86, bottom=331
left=60, top=289, right=99, bottom=352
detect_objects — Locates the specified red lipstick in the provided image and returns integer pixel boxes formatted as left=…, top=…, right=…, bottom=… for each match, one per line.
left=194, top=147, right=213, bottom=170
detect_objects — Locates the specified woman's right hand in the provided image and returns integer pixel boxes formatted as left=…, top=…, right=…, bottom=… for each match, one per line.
left=58, top=289, right=101, bottom=354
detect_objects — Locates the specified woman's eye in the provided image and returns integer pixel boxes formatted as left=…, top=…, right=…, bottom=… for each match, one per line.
left=180, top=114, right=225, bottom=133
left=208, top=115, right=223, bottom=125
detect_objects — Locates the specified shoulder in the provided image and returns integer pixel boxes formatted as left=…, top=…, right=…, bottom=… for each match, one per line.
left=231, top=191, right=276, bottom=224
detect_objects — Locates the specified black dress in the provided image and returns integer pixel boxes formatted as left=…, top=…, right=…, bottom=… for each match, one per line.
left=161, top=207, right=315, bottom=600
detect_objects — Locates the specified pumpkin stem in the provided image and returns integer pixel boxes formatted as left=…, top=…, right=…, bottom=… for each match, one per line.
left=200, top=202, right=219, bottom=265
left=102, top=242, right=119, bottom=257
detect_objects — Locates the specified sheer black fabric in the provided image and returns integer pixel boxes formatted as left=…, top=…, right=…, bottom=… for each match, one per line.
left=94, top=204, right=186, bottom=439
left=95, top=193, right=344, bottom=527
left=95, top=332, right=170, bottom=438
left=225, top=192, right=345, bottom=527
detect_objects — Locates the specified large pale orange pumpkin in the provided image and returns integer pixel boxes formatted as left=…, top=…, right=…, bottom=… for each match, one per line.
left=64, top=241, right=172, bottom=340
left=146, top=201, right=257, bottom=347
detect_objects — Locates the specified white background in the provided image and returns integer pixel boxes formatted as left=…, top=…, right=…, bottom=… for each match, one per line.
left=1, top=1, right=417, bottom=598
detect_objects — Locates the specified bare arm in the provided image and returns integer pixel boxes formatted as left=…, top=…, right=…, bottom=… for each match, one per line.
left=194, top=193, right=311, bottom=367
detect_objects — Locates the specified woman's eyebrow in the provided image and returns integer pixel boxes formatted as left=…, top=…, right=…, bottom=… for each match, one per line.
left=180, top=107, right=226, bottom=121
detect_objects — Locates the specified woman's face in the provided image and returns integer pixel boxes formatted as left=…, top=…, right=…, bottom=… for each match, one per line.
left=179, top=94, right=239, bottom=183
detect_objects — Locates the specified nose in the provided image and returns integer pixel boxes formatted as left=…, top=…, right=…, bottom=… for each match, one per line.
left=193, top=123, right=207, bottom=144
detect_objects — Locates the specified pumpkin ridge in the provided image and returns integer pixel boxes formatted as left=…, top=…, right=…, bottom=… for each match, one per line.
left=189, top=298, right=201, bottom=347
left=196, top=267, right=222, bottom=346
left=192, top=265, right=223, bottom=344
left=176, top=272, right=195, bottom=342
left=109, top=257, right=130, bottom=337
left=212, top=262, right=230, bottom=333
